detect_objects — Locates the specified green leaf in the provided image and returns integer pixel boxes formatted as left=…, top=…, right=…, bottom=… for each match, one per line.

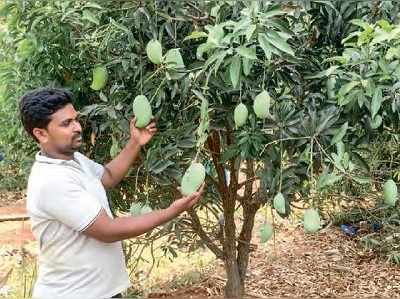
left=193, top=90, right=207, bottom=103
left=304, top=66, right=339, bottom=79
left=242, top=57, right=253, bottom=76
left=150, top=160, right=174, bottom=174
left=210, top=5, right=221, bottom=18
left=377, top=19, right=393, bottom=32
left=371, top=27, right=392, bottom=45
left=386, top=47, right=400, bottom=60
left=213, top=49, right=229, bottom=75
left=84, top=2, right=103, bottom=9
left=110, top=19, right=130, bottom=34
left=265, top=31, right=294, bottom=56
left=371, top=87, right=382, bottom=119
left=258, top=33, right=280, bottom=60
left=350, top=19, right=371, bottom=30
left=207, top=24, right=224, bottom=45
left=353, top=177, right=370, bottom=185
left=262, top=8, right=286, bottom=19
left=200, top=97, right=209, bottom=120
left=245, top=24, right=257, bottom=41
left=184, top=31, right=208, bottom=41
left=236, top=46, right=257, bottom=60
left=221, top=146, right=240, bottom=162
left=317, top=171, right=342, bottom=191
left=338, top=81, right=360, bottom=97
left=196, top=43, right=215, bottom=60
left=110, top=137, right=120, bottom=158
left=82, top=10, right=100, bottom=25
left=331, top=122, right=348, bottom=145
left=230, top=55, right=241, bottom=88
left=370, top=115, right=382, bottom=129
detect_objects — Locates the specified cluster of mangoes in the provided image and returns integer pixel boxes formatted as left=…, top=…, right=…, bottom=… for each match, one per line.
left=234, top=90, right=271, bottom=128
left=91, top=40, right=399, bottom=230
left=89, top=40, right=205, bottom=213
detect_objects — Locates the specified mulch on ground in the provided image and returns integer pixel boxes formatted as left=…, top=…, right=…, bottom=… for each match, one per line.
left=153, top=225, right=400, bottom=298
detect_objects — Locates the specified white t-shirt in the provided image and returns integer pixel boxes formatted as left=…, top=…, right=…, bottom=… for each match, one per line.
left=27, top=151, right=130, bottom=299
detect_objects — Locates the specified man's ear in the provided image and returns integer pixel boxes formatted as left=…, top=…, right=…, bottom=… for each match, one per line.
left=32, top=128, right=49, bottom=143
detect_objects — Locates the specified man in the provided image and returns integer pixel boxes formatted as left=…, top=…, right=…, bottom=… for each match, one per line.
left=20, top=88, right=204, bottom=299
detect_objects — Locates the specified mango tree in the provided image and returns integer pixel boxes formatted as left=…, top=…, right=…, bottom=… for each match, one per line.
left=1, top=0, right=399, bottom=297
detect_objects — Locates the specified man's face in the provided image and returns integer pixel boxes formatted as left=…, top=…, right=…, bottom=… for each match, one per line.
left=35, top=104, right=82, bottom=156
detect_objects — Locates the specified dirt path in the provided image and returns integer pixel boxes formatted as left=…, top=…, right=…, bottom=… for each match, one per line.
left=0, top=200, right=34, bottom=246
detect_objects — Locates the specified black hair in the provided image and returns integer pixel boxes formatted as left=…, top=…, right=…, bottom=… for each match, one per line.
left=19, top=88, right=73, bottom=141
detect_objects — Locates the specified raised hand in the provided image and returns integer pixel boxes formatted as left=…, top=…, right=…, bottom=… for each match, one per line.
left=130, top=117, right=157, bottom=146
left=170, top=183, right=205, bottom=214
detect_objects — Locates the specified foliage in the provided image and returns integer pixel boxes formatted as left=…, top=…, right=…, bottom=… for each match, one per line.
left=1, top=0, right=400, bottom=297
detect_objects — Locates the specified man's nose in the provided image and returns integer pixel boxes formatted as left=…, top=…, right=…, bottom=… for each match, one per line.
left=74, top=120, right=82, bottom=132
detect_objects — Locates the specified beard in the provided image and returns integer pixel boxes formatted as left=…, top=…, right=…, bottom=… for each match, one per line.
left=70, top=135, right=83, bottom=151
left=58, top=135, right=82, bottom=154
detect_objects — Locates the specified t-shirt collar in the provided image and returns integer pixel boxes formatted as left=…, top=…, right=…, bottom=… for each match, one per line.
left=35, top=151, right=81, bottom=168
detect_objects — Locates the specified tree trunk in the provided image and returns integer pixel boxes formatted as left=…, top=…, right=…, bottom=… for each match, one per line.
left=223, top=196, right=243, bottom=298
left=237, top=204, right=259, bottom=289
left=207, top=131, right=260, bottom=298
left=224, top=257, right=243, bottom=298
left=236, top=160, right=260, bottom=295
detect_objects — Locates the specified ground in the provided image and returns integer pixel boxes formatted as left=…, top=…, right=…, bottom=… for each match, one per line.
left=0, top=192, right=399, bottom=298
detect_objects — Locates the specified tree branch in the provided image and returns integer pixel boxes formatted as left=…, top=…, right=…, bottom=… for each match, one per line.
left=243, top=159, right=255, bottom=201
left=237, top=176, right=259, bottom=191
left=187, top=208, right=224, bottom=260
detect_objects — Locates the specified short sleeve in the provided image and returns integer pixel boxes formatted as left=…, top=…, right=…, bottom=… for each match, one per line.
left=75, top=152, right=104, bottom=180
left=38, top=174, right=102, bottom=232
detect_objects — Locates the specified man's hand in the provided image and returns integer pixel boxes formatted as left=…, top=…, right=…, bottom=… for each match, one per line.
left=130, top=117, right=157, bottom=147
left=83, top=183, right=206, bottom=243
left=170, top=183, right=205, bottom=214
left=101, top=118, right=156, bottom=189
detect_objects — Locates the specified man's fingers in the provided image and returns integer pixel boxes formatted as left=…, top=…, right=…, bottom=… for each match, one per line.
left=130, top=117, right=137, bottom=128
left=197, top=182, right=205, bottom=194
left=146, top=123, right=157, bottom=130
left=188, top=183, right=206, bottom=204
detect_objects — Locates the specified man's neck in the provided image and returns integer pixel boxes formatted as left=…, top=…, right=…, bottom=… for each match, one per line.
left=40, top=148, right=74, bottom=161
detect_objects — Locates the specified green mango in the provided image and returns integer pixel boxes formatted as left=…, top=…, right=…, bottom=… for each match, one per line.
left=383, top=179, right=398, bottom=207
left=90, top=66, right=108, bottom=91
left=273, top=192, right=286, bottom=214
left=132, top=95, right=152, bottom=128
left=234, top=103, right=248, bottom=128
left=259, top=223, right=273, bottom=243
left=146, top=39, right=163, bottom=65
left=181, top=163, right=205, bottom=196
left=253, top=90, right=271, bottom=119
left=303, top=209, right=321, bottom=233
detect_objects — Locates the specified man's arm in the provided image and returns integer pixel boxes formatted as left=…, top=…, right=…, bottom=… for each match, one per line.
left=83, top=185, right=204, bottom=243
left=101, top=141, right=141, bottom=189
left=101, top=118, right=157, bottom=189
